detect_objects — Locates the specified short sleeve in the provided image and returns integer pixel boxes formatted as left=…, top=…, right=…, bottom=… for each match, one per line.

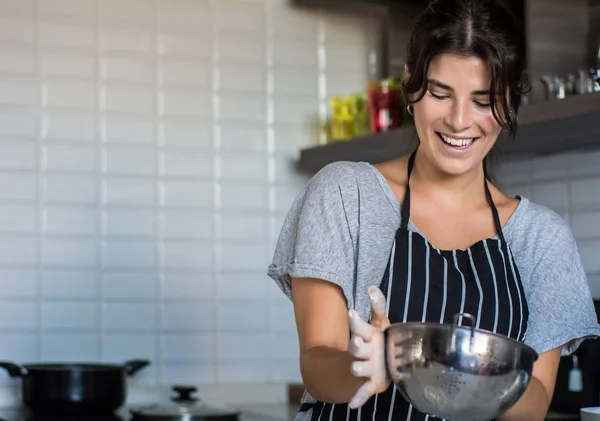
left=267, top=162, right=360, bottom=309
left=523, top=221, right=600, bottom=355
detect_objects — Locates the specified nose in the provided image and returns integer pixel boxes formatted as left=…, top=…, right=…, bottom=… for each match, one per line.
left=444, top=99, right=473, bottom=132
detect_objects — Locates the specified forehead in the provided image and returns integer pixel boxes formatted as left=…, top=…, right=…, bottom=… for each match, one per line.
left=428, top=53, right=491, bottom=91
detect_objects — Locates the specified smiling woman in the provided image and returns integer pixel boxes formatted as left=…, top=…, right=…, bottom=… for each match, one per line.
left=267, top=1, right=600, bottom=421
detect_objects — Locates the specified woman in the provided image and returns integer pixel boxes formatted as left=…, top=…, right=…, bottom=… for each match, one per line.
left=268, top=0, right=600, bottom=420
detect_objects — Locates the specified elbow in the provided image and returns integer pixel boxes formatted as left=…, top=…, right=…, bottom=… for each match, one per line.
left=299, top=360, right=323, bottom=402
left=300, top=375, right=353, bottom=404
left=299, top=362, right=349, bottom=404
left=299, top=351, right=356, bottom=405
left=299, top=373, right=326, bottom=403
left=497, top=377, right=551, bottom=421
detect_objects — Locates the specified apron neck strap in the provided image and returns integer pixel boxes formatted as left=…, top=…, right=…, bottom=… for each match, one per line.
left=484, top=174, right=507, bottom=244
left=399, top=151, right=416, bottom=231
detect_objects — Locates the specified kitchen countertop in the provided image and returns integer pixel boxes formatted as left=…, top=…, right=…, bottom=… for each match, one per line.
left=545, top=411, right=580, bottom=421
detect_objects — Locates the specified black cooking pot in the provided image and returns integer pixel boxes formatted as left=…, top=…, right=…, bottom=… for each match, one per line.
left=0, top=359, right=150, bottom=415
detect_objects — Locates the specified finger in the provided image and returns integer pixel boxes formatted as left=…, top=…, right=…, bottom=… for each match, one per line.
left=371, top=314, right=390, bottom=330
left=348, top=336, right=372, bottom=359
left=350, top=360, right=373, bottom=378
left=388, top=330, right=412, bottom=348
left=391, top=370, right=410, bottom=384
left=349, top=381, right=376, bottom=409
left=394, top=331, right=413, bottom=343
left=391, top=355, right=412, bottom=368
left=348, top=310, right=376, bottom=341
left=368, top=287, right=391, bottom=329
left=368, top=286, right=386, bottom=316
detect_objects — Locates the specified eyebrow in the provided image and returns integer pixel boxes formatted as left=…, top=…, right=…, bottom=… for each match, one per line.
left=427, top=79, right=490, bottom=96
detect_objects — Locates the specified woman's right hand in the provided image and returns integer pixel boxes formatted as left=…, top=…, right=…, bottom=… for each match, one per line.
left=347, top=286, right=391, bottom=409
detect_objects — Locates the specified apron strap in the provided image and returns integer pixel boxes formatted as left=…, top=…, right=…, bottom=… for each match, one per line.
left=485, top=177, right=507, bottom=245
left=400, top=150, right=416, bottom=231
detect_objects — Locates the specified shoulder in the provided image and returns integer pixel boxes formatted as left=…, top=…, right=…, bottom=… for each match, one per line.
left=505, top=196, right=580, bottom=285
left=306, top=161, right=380, bottom=191
left=278, top=160, right=393, bottom=238
left=505, top=196, right=573, bottom=250
left=300, top=161, right=390, bottom=210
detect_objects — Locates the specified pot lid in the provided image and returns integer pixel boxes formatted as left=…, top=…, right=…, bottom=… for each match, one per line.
left=130, top=386, right=240, bottom=421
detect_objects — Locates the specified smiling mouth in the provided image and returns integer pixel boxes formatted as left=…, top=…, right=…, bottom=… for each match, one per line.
left=436, top=132, right=479, bottom=148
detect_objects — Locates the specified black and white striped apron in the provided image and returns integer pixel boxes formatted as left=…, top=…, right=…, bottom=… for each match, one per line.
left=303, top=150, right=530, bottom=421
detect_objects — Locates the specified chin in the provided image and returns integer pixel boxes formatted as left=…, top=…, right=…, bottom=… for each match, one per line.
left=432, top=155, right=482, bottom=176
left=422, top=132, right=493, bottom=177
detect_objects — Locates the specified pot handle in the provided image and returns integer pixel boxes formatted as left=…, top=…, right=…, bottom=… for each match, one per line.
left=0, top=362, right=26, bottom=377
left=123, top=359, right=151, bottom=376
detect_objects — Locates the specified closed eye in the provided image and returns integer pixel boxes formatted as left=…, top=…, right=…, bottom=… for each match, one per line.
left=429, top=89, right=491, bottom=108
left=428, top=90, right=449, bottom=100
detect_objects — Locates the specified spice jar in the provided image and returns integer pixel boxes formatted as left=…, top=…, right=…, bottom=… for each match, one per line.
left=367, top=77, right=404, bottom=132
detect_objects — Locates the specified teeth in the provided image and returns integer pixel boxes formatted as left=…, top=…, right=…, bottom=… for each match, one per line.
left=440, top=133, right=475, bottom=147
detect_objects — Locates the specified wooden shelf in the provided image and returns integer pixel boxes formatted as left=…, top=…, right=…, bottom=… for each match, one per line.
left=297, top=92, right=600, bottom=174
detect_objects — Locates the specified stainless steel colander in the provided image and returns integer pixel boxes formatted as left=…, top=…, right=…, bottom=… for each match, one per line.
left=385, top=313, right=538, bottom=421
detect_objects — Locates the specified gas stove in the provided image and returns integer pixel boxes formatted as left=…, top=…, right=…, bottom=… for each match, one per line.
left=0, top=406, right=290, bottom=421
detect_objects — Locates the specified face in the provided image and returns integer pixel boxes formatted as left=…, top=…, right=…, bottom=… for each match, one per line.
left=411, top=53, right=503, bottom=177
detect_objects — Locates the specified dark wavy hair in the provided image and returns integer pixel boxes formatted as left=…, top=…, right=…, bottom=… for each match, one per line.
left=403, top=0, right=529, bottom=139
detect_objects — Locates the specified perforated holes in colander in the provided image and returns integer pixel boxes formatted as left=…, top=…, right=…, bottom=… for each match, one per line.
left=435, top=369, right=467, bottom=396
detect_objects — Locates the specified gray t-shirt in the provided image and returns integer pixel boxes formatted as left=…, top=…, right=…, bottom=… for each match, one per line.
left=268, top=161, right=600, bottom=356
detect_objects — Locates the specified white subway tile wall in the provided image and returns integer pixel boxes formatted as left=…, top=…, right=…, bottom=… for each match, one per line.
left=0, top=0, right=376, bottom=388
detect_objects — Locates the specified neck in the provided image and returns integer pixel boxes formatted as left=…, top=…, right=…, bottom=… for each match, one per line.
left=410, top=149, right=488, bottom=208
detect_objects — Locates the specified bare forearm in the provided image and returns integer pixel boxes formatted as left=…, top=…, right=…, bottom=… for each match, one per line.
left=300, top=346, right=365, bottom=404
left=497, top=377, right=550, bottom=421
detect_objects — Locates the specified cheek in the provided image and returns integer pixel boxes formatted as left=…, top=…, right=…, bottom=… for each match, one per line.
left=476, top=110, right=502, bottom=136
left=414, top=98, right=445, bottom=127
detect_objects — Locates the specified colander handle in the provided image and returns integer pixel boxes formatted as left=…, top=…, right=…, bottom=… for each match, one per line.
left=448, top=313, right=477, bottom=354
left=452, top=313, right=476, bottom=328
left=452, top=313, right=477, bottom=350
